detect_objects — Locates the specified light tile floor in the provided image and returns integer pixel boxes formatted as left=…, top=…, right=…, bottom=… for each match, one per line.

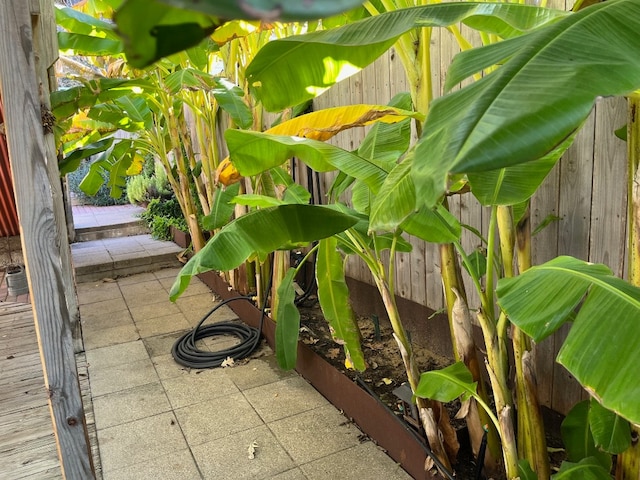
left=79, top=268, right=411, bottom=480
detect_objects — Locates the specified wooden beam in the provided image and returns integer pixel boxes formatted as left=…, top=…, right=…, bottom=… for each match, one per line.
left=0, top=2, right=94, bottom=479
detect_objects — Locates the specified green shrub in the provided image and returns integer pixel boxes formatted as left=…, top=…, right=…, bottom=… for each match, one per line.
left=126, top=156, right=172, bottom=205
left=139, top=197, right=188, bottom=241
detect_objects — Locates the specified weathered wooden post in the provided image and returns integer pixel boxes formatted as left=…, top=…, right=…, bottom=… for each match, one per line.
left=0, top=1, right=94, bottom=478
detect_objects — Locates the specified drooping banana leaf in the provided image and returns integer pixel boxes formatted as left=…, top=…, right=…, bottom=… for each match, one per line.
left=86, top=95, right=153, bottom=132
left=401, top=204, right=462, bottom=244
left=357, top=112, right=412, bottom=167
left=415, top=361, right=478, bottom=403
left=266, top=103, right=421, bottom=141
left=78, top=139, right=145, bottom=198
left=114, top=0, right=220, bottom=68
left=316, top=237, right=366, bottom=371
left=59, top=138, right=114, bottom=175
left=413, top=0, right=640, bottom=207
left=169, top=204, right=359, bottom=300
left=157, top=0, right=366, bottom=21
left=369, top=153, right=415, bottom=232
left=212, top=78, right=253, bottom=130
left=274, top=268, right=300, bottom=370
left=246, top=2, right=566, bottom=111
left=497, top=256, right=640, bottom=424
left=58, top=32, right=123, bottom=56
left=113, top=0, right=366, bottom=68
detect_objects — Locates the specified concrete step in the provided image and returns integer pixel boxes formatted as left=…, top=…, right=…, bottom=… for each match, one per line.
left=71, top=235, right=184, bottom=283
left=74, top=220, right=149, bottom=242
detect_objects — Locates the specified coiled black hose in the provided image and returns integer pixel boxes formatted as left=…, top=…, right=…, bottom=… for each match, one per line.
left=171, top=294, right=268, bottom=369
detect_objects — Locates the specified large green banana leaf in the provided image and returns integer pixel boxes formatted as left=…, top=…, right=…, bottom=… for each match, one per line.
left=496, top=256, right=640, bottom=424
left=157, top=0, right=366, bottom=21
left=467, top=133, right=577, bottom=206
left=113, top=0, right=366, bottom=68
left=246, top=3, right=565, bottom=111
left=114, top=0, right=220, bottom=68
left=169, top=205, right=359, bottom=300
left=413, top=0, right=640, bottom=207
left=225, top=130, right=388, bottom=193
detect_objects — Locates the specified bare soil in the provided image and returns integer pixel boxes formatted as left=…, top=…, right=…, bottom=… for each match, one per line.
left=297, top=297, right=566, bottom=479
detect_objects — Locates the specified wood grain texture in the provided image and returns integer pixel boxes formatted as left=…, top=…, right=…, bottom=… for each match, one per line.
left=0, top=303, right=62, bottom=479
left=0, top=2, right=94, bottom=478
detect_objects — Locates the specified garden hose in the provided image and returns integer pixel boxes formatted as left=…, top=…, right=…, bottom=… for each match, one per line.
left=171, top=294, right=268, bottom=369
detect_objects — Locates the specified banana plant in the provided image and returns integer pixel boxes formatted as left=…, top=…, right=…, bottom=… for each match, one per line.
left=236, top=0, right=640, bottom=478
left=169, top=93, right=466, bottom=470
left=54, top=3, right=262, bottom=251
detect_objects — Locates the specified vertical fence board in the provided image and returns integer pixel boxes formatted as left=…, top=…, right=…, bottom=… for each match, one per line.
left=0, top=1, right=94, bottom=478
left=590, top=97, right=628, bottom=277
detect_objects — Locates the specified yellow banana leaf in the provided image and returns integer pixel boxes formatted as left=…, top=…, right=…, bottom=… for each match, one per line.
left=216, top=104, right=421, bottom=185
left=267, top=104, right=423, bottom=141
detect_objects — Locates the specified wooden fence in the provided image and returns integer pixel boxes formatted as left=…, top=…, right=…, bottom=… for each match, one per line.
left=312, top=6, right=629, bottom=415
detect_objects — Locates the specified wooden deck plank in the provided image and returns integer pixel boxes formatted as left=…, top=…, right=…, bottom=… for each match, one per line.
left=0, top=303, right=62, bottom=479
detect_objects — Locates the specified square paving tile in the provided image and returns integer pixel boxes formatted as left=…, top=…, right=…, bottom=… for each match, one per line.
left=76, top=281, right=122, bottom=305
left=121, top=280, right=171, bottom=308
left=151, top=353, right=191, bottom=380
left=159, top=276, right=211, bottom=296
left=89, top=357, right=159, bottom=397
left=191, top=425, right=295, bottom=480
left=174, top=293, right=221, bottom=324
left=300, top=442, right=411, bottom=480
left=225, top=355, right=297, bottom=392
left=268, top=404, right=361, bottom=464
left=135, top=312, right=192, bottom=338
left=154, top=268, right=182, bottom=279
left=79, top=297, right=128, bottom=322
left=101, top=449, right=200, bottom=480
left=93, top=382, right=171, bottom=429
left=83, top=323, right=140, bottom=350
left=143, top=332, right=188, bottom=359
left=243, top=376, right=328, bottom=423
left=129, top=301, right=182, bottom=324
left=85, top=340, right=149, bottom=368
left=81, top=308, right=135, bottom=335
left=162, top=368, right=239, bottom=409
left=98, top=412, right=188, bottom=473
left=174, top=392, right=263, bottom=446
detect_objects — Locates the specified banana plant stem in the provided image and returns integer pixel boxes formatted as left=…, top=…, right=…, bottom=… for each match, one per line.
left=615, top=93, right=640, bottom=480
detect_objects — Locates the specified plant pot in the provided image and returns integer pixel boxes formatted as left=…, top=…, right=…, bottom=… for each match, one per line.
left=197, top=270, right=438, bottom=480
left=5, top=264, right=29, bottom=296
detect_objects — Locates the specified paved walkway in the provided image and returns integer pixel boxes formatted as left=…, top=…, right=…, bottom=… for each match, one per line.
left=72, top=204, right=146, bottom=230
left=68, top=205, right=411, bottom=480
left=79, top=268, right=411, bottom=480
